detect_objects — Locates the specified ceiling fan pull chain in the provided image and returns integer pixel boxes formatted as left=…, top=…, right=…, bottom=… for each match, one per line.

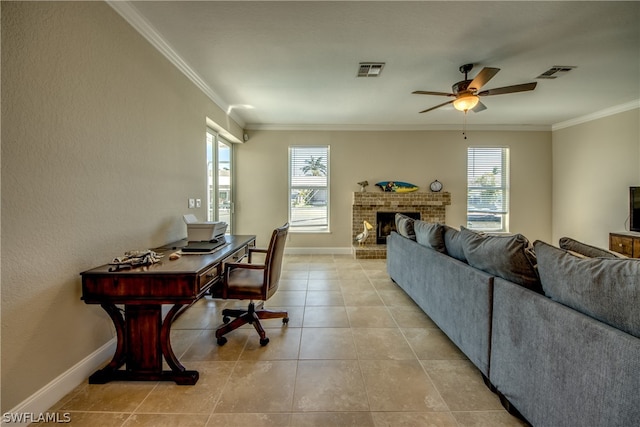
left=463, top=112, right=468, bottom=140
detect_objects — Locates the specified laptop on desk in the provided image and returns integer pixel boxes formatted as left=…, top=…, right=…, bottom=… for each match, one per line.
left=181, top=238, right=227, bottom=253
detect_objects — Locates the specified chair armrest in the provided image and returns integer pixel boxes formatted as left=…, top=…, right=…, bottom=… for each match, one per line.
left=225, top=261, right=265, bottom=271
left=248, top=247, right=268, bottom=263
left=249, top=247, right=268, bottom=254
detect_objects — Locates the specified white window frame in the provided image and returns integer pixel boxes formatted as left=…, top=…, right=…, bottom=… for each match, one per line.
left=288, top=145, right=330, bottom=233
left=467, top=147, right=510, bottom=233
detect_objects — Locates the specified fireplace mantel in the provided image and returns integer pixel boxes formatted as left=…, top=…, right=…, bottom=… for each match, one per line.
left=352, top=191, right=451, bottom=259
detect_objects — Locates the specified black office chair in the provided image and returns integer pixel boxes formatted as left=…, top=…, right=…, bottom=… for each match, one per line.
left=215, top=223, right=289, bottom=346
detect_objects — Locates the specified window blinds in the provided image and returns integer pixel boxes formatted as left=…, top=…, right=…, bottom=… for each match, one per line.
left=467, top=147, right=509, bottom=215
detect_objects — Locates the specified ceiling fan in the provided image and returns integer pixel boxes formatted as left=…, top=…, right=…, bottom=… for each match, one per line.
left=413, top=64, right=537, bottom=114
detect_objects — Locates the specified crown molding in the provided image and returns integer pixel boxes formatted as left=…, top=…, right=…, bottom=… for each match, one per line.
left=244, top=123, right=551, bottom=132
left=106, top=1, right=246, bottom=128
left=106, top=1, right=637, bottom=135
left=552, top=99, right=640, bottom=131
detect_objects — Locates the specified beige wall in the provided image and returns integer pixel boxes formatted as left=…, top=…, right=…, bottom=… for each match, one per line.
left=1, top=2, right=241, bottom=411
left=552, top=108, right=640, bottom=247
left=235, top=129, right=552, bottom=248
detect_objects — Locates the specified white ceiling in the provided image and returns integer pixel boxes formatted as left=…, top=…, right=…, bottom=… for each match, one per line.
left=116, top=1, right=640, bottom=130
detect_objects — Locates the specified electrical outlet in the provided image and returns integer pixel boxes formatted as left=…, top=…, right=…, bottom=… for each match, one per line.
left=195, top=199, right=201, bottom=208
left=188, top=198, right=195, bottom=209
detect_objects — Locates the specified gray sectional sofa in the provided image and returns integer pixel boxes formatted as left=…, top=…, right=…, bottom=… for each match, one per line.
left=386, top=216, right=640, bottom=427
left=386, top=226, right=494, bottom=376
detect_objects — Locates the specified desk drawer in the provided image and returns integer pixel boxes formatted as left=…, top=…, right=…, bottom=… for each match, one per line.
left=226, top=247, right=248, bottom=263
left=82, top=274, right=197, bottom=302
left=197, top=265, right=219, bottom=292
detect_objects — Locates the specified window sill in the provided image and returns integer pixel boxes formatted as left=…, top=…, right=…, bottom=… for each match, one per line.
left=290, top=227, right=331, bottom=234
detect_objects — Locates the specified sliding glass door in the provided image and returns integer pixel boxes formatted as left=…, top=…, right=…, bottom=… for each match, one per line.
left=206, top=128, right=233, bottom=233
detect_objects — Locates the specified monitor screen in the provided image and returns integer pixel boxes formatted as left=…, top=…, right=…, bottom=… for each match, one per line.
left=631, top=187, right=640, bottom=232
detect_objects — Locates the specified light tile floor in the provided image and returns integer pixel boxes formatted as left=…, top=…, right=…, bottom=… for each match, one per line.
left=42, top=255, right=529, bottom=427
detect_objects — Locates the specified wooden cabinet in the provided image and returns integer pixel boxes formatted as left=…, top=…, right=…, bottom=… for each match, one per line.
left=609, top=232, right=640, bottom=258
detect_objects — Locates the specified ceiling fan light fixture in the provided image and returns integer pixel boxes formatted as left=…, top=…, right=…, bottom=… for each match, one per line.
left=453, top=95, right=479, bottom=112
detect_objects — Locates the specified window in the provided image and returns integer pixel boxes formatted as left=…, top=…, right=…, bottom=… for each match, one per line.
left=289, top=146, right=330, bottom=232
left=467, top=147, right=509, bottom=232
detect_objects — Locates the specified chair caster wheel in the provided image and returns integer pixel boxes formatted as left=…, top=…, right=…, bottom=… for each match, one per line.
left=282, top=317, right=289, bottom=324
left=260, top=337, right=270, bottom=346
left=217, top=337, right=227, bottom=346
left=222, top=316, right=230, bottom=324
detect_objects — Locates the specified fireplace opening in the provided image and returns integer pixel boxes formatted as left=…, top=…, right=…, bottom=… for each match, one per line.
left=376, top=211, right=420, bottom=244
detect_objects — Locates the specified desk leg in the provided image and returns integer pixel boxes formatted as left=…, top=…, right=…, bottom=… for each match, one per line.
left=161, top=304, right=199, bottom=385
left=88, top=303, right=126, bottom=384
left=88, top=303, right=198, bottom=385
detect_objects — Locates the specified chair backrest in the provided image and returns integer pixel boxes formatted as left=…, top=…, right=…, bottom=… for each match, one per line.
left=263, top=223, right=289, bottom=298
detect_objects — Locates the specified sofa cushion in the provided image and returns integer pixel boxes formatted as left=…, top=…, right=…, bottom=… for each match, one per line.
left=395, top=213, right=416, bottom=240
left=443, top=226, right=467, bottom=262
left=559, top=236, right=625, bottom=258
left=534, top=240, right=640, bottom=338
left=460, top=227, right=541, bottom=292
left=413, top=220, right=446, bottom=253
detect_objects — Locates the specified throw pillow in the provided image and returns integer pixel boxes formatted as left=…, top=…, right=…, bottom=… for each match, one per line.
left=413, top=220, right=446, bottom=253
left=395, top=213, right=416, bottom=240
left=460, top=227, right=541, bottom=292
left=559, top=237, right=625, bottom=258
left=534, top=240, right=640, bottom=339
left=443, top=226, right=467, bottom=262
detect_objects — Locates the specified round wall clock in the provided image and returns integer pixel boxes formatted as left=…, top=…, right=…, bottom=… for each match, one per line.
left=429, top=180, right=443, bottom=192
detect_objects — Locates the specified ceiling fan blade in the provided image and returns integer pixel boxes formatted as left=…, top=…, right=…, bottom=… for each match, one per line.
left=469, top=67, right=500, bottom=91
left=419, top=99, right=454, bottom=114
left=412, top=90, right=455, bottom=97
left=478, top=82, right=537, bottom=96
left=472, top=101, right=487, bottom=113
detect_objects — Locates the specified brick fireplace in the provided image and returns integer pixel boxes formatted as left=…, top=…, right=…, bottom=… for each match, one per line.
left=352, top=191, right=451, bottom=259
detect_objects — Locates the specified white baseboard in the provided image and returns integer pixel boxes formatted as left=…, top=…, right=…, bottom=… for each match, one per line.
left=2, top=339, right=116, bottom=427
left=285, top=247, right=353, bottom=256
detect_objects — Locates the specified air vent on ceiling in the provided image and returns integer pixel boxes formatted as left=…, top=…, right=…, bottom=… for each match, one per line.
left=357, top=62, right=385, bottom=77
left=536, top=65, right=577, bottom=79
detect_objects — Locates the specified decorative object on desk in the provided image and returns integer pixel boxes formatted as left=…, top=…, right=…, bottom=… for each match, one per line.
left=375, top=181, right=419, bottom=193
left=109, top=250, right=163, bottom=271
left=355, top=220, right=374, bottom=246
left=429, top=179, right=443, bottom=192
left=357, top=180, right=369, bottom=192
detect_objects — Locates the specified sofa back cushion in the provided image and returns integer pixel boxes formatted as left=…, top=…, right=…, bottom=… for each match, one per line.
left=395, top=213, right=416, bottom=240
left=443, top=226, right=467, bottom=262
left=460, top=227, right=541, bottom=292
left=559, top=236, right=625, bottom=258
left=413, top=220, right=447, bottom=253
left=535, top=240, right=640, bottom=338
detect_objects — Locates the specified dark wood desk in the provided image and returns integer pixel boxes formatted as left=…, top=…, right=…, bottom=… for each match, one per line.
left=81, top=235, right=256, bottom=385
